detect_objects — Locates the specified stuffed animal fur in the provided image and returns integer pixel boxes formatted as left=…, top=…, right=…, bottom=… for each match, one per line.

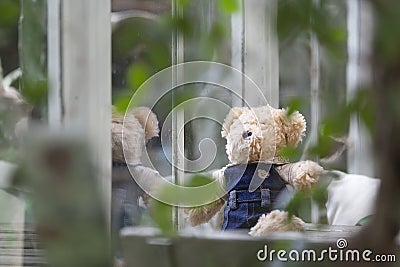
left=111, top=106, right=161, bottom=224
left=188, top=105, right=323, bottom=236
left=111, top=106, right=162, bottom=265
left=112, top=106, right=159, bottom=165
left=112, top=106, right=166, bottom=201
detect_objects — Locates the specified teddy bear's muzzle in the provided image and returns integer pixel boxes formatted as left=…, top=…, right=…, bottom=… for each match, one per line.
left=248, top=136, right=262, bottom=161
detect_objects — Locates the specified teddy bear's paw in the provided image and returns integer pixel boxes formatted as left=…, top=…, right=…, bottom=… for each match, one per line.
left=187, top=198, right=226, bottom=226
left=291, top=160, right=324, bottom=190
left=249, top=210, right=305, bottom=237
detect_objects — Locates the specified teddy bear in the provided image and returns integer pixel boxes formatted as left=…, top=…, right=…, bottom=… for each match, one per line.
left=111, top=106, right=160, bottom=259
left=188, top=105, right=323, bottom=236
left=111, top=106, right=161, bottom=222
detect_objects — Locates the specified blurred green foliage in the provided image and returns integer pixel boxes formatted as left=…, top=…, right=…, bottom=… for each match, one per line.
left=373, top=0, right=400, bottom=66
left=21, top=140, right=111, bottom=267
left=149, top=174, right=216, bottom=236
left=218, top=0, right=240, bottom=14
left=112, top=14, right=171, bottom=112
left=286, top=173, right=330, bottom=223
left=0, top=0, right=19, bottom=72
left=0, top=97, right=27, bottom=162
left=278, top=0, right=347, bottom=58
left=0, top=0, right=47, bottom=161
left=20, top=0, right=48, bottom=106
left=149, top=200, right=175, bottom=236
left=113, top=0, right=232, bottom=114
left=285, top=97, right=304, bottom=117
left=308, top=89, right=375, bottom=158
left=0, top=0, right=19, bottom=27
left=0, top=0, right=21, bottom=162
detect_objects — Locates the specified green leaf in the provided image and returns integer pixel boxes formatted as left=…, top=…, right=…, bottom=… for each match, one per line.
left=149, top=200, right=175, bottom=236
left=21, top=80, right=48, bottom=106
left=311, top=179, right=329, bottom=205
left=113, top=90, right=133, bottom=114
left=0, top=0, right=19, bottom=27
left=280, top=145, right=302, bottom=162
left=285, top=98, right=303, bottom=116
left=185, top=175, right=214, bottom=187
left=309, top=132, right=334, bottom=158
left=348, top=89, right=376, bottom=133
left=218, top=0, right=240, bottom=14
left=150, top=177, right=220, bottom=236
left=126, top=62, right=151, bottom=93
left=278, top=0, right=346, bottom=59
left=166, top=15, right=193, bottom=36
left=20, top=0, right=48, bottom=106
left=177, top=0, right=190, bottom=7
left=286, top=190, right=308, bottom=218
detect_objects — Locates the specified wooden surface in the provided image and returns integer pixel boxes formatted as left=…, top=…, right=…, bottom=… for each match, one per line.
left=0, top=224, right=391, bottom=266
left=120, top=224, right=364, bottom=267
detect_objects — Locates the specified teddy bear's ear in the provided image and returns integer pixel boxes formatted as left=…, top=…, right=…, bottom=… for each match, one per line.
left=221, top=107, right=244, bottom=138
left=131, top=107, right=160, bottom=142
left=278, top=109, right=306, bottom=146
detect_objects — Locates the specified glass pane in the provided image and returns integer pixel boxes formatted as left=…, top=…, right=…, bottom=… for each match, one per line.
left=0, top=0, right=23, bottom=161
left=111, top=0, right=240, bottom=232
left=112, top=0, right=172, bottom=176
left=180, top=1, right=234, bottom=174
left=278, top=0, right=347, bottom=169
left=0, top=1, right=47, bottom=265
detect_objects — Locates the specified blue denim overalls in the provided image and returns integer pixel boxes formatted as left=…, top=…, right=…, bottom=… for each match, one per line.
left=221, top=162, right=288, bottom=230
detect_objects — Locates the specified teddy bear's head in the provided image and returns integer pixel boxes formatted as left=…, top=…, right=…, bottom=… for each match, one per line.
left=221, top=106, right=306, bottom=164
left=112, top=107, right=159, bottom=165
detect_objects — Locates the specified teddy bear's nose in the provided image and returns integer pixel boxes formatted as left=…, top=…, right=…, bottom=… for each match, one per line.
left=242, top=130, right=252, bottom=139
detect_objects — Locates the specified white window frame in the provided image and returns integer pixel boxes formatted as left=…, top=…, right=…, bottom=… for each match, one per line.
left=231, top=0, right=279, bottom=108
left=47, top=0, right=112, bottom=225
left=346, top=0, right=374, bottom=176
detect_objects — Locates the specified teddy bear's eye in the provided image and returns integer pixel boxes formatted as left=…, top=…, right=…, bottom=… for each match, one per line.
left=242, top=130, right=252, bottom=139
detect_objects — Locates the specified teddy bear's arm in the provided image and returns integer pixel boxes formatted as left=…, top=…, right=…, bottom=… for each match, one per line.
left=131, top=165, right=164, bottom=205
left=275, top=160, right=323, bottom=190
left=187, top=168, right=227, bottom=226
left=187, top=198, right=226, bottom=226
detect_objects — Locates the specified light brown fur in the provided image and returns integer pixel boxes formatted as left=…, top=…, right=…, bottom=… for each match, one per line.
left=111, top=107, right=162, bottom=209
left=222, top=106, right=306, bottom=164
left=188, top=105, right=323, bottom=235
left=249, top=210, right=305, bottom=236
left=112, top=107, right=159, bottom=164
left=187, top=198, right=226, bottom=226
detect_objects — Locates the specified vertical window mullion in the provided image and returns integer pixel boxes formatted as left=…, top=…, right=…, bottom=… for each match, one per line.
left=346, top=0, right=374, bottom=176
left=171, top=0, right=185, bottom=231
left=48, top=0, right=62, bottom=129
left=49, top=0, right=112, bottom=226
left=242, top=0, right=279, bottom=107
left=309, top=0, right=321, bottom=224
